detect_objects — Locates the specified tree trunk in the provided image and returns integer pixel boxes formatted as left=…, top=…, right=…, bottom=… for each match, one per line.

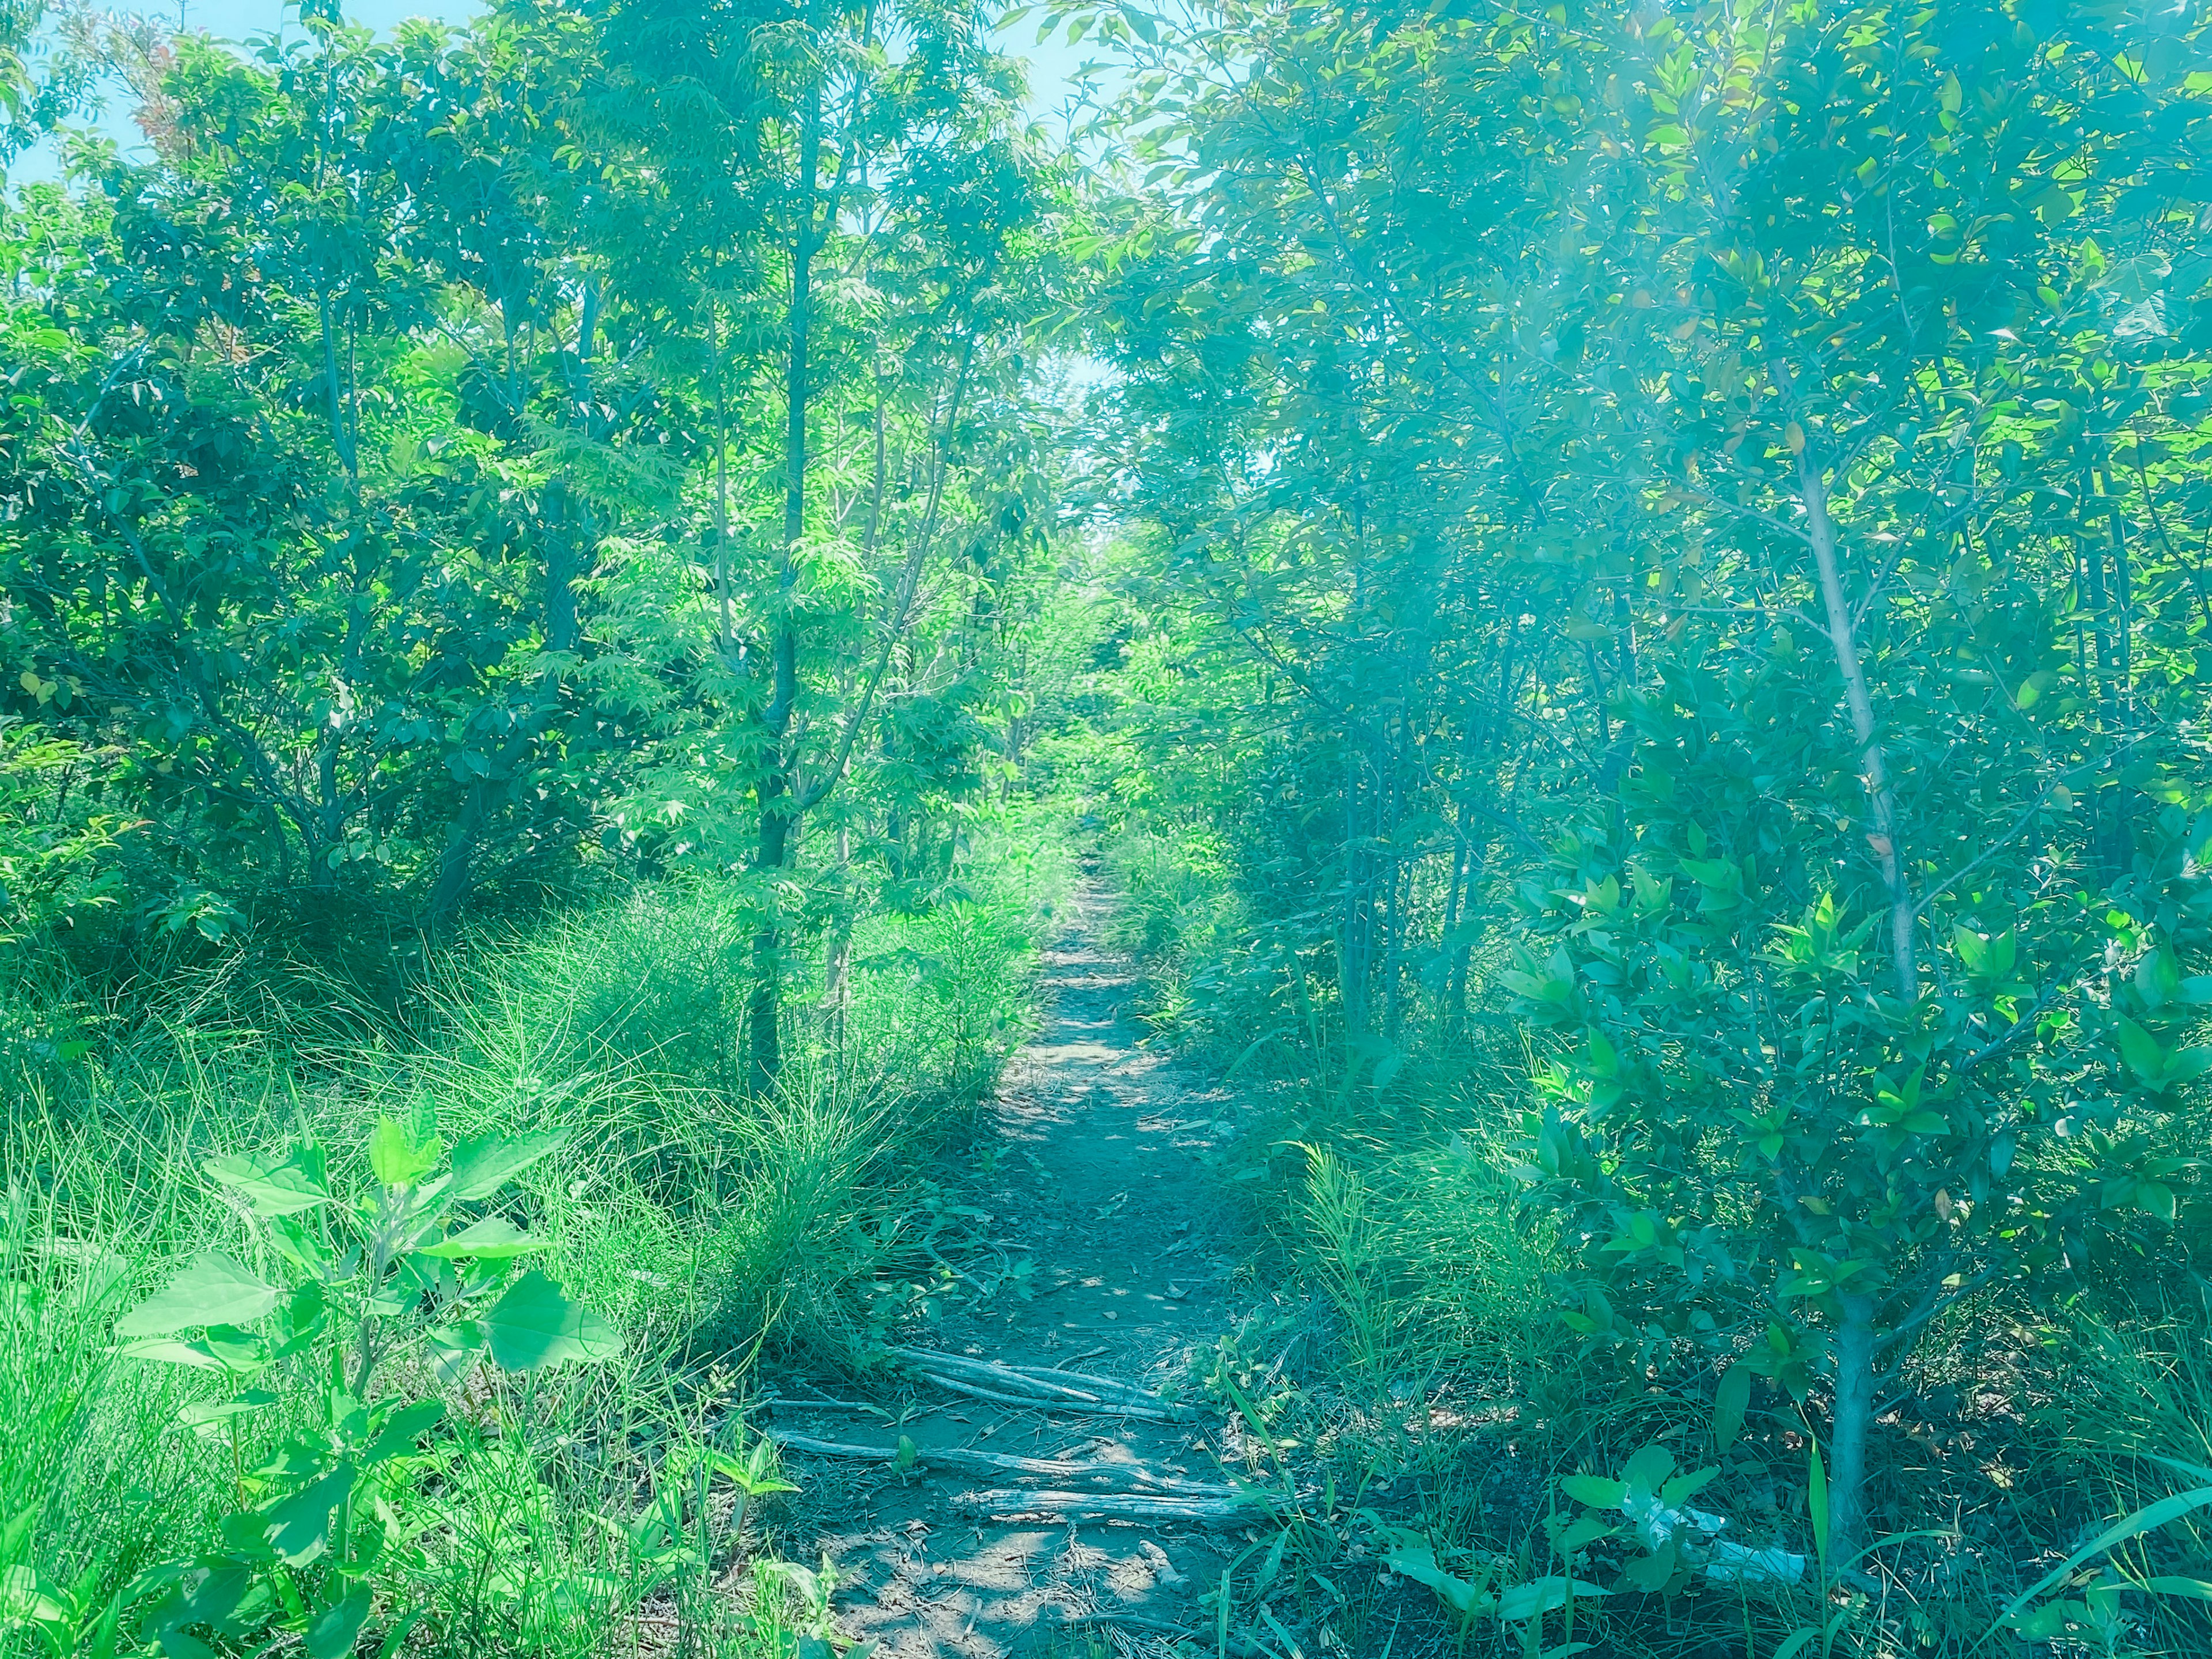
left=749, top=8, right=830, bottom=1092
left=1827, top=1292, right=1878, bottom=1560
left=2088, top=468, right=2137, bottom=883
left=1796, top=443, right=1916, bottom=1001
left=427, top=782, right=486, bottom=942
left=544, top=480, right=579, bottom=654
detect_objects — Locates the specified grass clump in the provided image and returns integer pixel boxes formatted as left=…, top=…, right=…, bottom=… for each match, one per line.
left=0, top=868, right=1046, bottom=1659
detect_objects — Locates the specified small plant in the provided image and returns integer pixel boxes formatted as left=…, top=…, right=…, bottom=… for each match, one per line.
left=1555, top=1442, right=1804, bottom=1598
left=94, top=1118, right=616, bottom=1657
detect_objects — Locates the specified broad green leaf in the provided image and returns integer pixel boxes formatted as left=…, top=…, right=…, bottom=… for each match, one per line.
left=1712, top=1362, right=1751, bottom=1450
left=1558, top=1474, right=1626, bottom=1508
left=306, top=1586, right=372, bottom=1659
left=1660, top=1465, right=1720, bottom=1506
left=419, top=1215, right=553, bottom=1260
left=448, top=1129, right=568, bottom=1202
left=262, top=1461, right=355, bottom=1566
left=203, top=1147, right=329, bottom=1217
left=0, top=1563, right=69, bottom=1626
left=368, top=1119, right=442, bottom=1188
left=362, top=1399, right=445, bottom=1465
left=1620, top=1442, right=1674, bottom=1495
left=116, top=1253, right=279, bottom=1338
left=484, top=1270, right=619, bottom=1371
left=1380, top=1529, right=1493, bottom=1616
left=176, top=1389, right=279, bottom=1431
left=1498, top=1575, right=1604, bottom=1620
left=122, top=1336, right=251, bottom=1372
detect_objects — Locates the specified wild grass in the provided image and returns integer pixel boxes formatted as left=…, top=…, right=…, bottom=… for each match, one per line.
left=0, top=865, right=1050, bottom=1658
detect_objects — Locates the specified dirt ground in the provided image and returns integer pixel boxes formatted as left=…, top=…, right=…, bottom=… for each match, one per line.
left=762, top=885, right=1261, bottom=1658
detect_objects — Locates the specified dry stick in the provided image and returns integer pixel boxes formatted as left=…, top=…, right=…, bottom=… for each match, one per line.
left=955, top=1488, right=1256, bottom=1524
left=767, top=1433, right=1236, bottom=1498
left=900, top=1354, right=1107, bottom=1404
left=922, top=1372, right=1184, bottom=1422
left=893, top=1347, right=1185, bottom=1412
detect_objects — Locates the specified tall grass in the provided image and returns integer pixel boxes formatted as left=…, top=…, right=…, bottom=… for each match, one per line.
left=0, top=870, right=1048, bottom=1657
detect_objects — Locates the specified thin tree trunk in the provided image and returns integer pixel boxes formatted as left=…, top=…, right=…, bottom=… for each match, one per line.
left=1796, top=444, right=1916, bottom=1001
left=750, top=0, right=831, bottom=1092
left=713, top=304, right=732, bottom=655
left=1827, top=1293, right=1878, bottom=1558
left=427, top=781, right=486, bottom=941
left=2089, top=467, right=2137, bottom=881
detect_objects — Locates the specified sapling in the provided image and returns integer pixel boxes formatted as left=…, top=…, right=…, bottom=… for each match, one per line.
left=103, top=1118, right=615, bottom=1657
left=1510, top=676, right=2212, bottom=1555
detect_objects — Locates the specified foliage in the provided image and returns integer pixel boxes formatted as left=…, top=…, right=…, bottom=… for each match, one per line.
left=0, top=857, right=1043, bottom=1658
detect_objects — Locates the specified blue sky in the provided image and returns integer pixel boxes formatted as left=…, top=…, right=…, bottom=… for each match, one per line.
left=7, top=1, right=1118, bottom=184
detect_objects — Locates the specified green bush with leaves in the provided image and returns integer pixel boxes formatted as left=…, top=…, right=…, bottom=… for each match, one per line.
left=9, top=1118, right=614, bottom=1658
left=1510, top=676, right=2212, bottom=1551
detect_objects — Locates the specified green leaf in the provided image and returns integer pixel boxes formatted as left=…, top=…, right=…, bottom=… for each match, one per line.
left=1558, top=1474, right=1626, bottom=1509
left=1498, top=1575, right=1605, bottom=1620
left=262, top=1461, right=354, bottom=1566
left=1808, top=1439, right=1830, bottom=1571
left=1620, top=1442, right=1674, bottom=1495
left=0, top=1563, right=69, bottom=1626
left=1712, top=1362, right=1751, bottom=1450
left=176, top=1389, right=279, bottom=1431
left=2118, top=1017, right=2170, bottom=1084
left=305, top=1586, right=372, bottom=1659
left=1380, top=1529, right=1493, bottom=1616
left=426, top=1320, right=486, bottom=1387
left=362, top=1399, right=444, bottom=1465
left=116, top=1253, right=279, bottom=1338
left=483, top=1270, right=619, bottom=1371
left=447, top=1129, right=567, bottom=1202
left=203, top=1147, right=331, bottom=1217
left=419, top=1215, right=553, bottom=1261
left=2142, top=1576, right=2212, bottom=1600
left=120, top=1337, right=242, bottom=1371
left=368, top=1119, right=442, bottom=1188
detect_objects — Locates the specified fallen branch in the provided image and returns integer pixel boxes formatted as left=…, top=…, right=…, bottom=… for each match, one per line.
left=923, top=1370, right=1186, bottom=1421
left=955, top=1487, right=1258, bottom=1524
left=891, top=1346, right=1196, bottom=1418
left=768, top=1432, right=1234, bottom=1498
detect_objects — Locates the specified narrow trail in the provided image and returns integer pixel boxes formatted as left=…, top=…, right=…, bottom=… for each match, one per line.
left=766, top=883, right=1255, bottom=1657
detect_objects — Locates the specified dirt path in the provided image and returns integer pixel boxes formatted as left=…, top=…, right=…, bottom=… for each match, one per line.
left=764, top=884, right=1253, bottom=1657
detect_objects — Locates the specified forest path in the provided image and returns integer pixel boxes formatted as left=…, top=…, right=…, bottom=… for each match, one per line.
left=764, top=882, right=1253, bottom=1658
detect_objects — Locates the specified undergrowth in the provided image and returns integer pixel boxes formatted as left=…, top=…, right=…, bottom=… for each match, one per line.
left=1103, top=821, right=2212, bottom=1659
left=0, top=837, right=1062, bottom=1658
